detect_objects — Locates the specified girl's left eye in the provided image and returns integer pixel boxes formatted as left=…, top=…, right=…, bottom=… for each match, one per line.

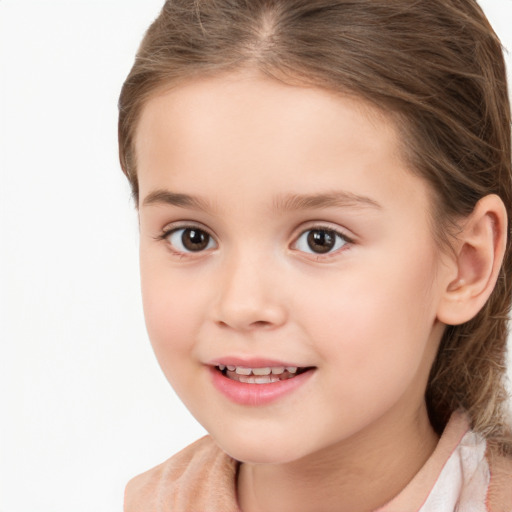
left=165, top=227, right=217, bottom=253
left=293, top=228, right=349, bottom=255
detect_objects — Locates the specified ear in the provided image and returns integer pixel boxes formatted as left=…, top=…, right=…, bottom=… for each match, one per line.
left=437, top=194, right=508, bottom=326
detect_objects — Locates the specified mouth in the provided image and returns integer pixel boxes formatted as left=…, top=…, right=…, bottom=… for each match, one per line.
left=215, top=364, right=314, bottom=384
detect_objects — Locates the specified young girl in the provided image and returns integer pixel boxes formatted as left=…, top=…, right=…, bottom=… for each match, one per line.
left=118, top=0, right=512, bottom=510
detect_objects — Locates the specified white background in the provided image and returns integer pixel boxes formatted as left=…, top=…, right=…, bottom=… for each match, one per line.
left=0, top=1, right=511, bottom=511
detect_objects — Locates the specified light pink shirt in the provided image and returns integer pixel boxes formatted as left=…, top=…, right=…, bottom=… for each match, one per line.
left=125, top=412, right=512, bottom=511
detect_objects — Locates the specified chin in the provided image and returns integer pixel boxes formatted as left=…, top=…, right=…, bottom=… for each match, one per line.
left=220, top=444, right=300, bottom=465
left=210, top=428, right=312, bottom=465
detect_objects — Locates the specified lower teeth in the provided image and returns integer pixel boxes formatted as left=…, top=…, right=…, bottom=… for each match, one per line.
left=240, top=375, right=280, bottom=384
left=221, top=368, right=304, bottom=384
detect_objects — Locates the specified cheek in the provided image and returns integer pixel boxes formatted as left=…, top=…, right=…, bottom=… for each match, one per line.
left=139, top=261, right=218, bottom=416
left=296, top=248, right=440, bottom=386
left=139, top=259, right=204, bottom=367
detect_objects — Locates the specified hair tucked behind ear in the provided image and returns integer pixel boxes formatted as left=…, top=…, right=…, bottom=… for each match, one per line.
left=119, top=0, right=512, bottom=451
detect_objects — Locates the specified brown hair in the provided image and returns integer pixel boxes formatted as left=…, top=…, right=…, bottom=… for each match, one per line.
left=118, top=0, right=512, bottom=450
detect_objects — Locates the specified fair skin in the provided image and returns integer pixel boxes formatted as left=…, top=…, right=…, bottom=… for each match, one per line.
left=134, top=72, right=505, bottom=512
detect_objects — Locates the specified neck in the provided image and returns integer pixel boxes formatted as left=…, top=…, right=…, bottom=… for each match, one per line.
left=237, top=404, right=438, bottom=512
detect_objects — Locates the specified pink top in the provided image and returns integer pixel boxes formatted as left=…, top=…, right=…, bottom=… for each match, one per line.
left=125, top=412, right=512, bottom=511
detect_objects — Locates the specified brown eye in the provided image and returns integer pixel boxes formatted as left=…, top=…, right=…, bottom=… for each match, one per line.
left=294, top=228, right=348, bottom=255
left=307, top=229, right=336, bottom=253
left=167, top=227, right=216, bottom=253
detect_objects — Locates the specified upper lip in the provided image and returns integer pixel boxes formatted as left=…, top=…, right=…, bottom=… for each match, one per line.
left=207, top=357, right=309, bottom=368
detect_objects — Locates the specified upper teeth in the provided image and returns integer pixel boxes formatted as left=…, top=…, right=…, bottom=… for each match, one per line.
left=218, top=365, right=298, bottom=375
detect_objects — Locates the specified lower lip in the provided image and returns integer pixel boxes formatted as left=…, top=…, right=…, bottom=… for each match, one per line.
left=209, top=366, right=314, bottom=406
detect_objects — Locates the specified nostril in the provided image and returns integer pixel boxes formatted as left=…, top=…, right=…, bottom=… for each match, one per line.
left=250, top=320, right=272, bottom=328
left=216, top=319, right=272, bottom=330
left=213, top=297, right=287, bottom=330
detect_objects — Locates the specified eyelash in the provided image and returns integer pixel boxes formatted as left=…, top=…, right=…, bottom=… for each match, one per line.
left=157, top=224, right=353, bottom=258
left=157, top=224, right=217, bottom=256
left=292, top=225, right=353, bottom=257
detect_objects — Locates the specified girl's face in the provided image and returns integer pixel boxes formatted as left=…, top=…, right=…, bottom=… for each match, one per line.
left=135, top=73, right=450, bottom=464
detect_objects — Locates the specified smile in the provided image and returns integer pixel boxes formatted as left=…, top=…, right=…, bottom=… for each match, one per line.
left=216, top=365, right=309, bottom=384
left=210, top=364, right=315, bottom=405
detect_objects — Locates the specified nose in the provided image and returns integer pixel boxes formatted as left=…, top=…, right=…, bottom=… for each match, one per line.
left=211, top=252, right=288, bottom=331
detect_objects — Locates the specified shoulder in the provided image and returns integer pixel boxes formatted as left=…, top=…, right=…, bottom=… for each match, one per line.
left=486, top=446, right=512, bottom=512
left=124, top=436, right=240, bottom=512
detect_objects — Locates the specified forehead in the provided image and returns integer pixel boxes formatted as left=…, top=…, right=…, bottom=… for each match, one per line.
left=134, top=72, right=430, bottom=217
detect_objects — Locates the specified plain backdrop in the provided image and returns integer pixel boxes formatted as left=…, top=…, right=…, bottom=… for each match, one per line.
left=0, top=1, right=511, bottom=511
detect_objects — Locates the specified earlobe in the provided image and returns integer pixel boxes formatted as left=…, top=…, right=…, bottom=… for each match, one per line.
left=437, top=194, right=507, bottom=326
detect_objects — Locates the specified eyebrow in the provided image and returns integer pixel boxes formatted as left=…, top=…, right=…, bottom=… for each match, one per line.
left=272, top=191, right=382, bottom=212
left=142, top=189, right=213, bottom=212
left=141, top=189, right=381, bottom=213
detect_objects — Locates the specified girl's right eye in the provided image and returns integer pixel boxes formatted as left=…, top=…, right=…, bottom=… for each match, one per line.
left=165, top=227, right=217, bottom=253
